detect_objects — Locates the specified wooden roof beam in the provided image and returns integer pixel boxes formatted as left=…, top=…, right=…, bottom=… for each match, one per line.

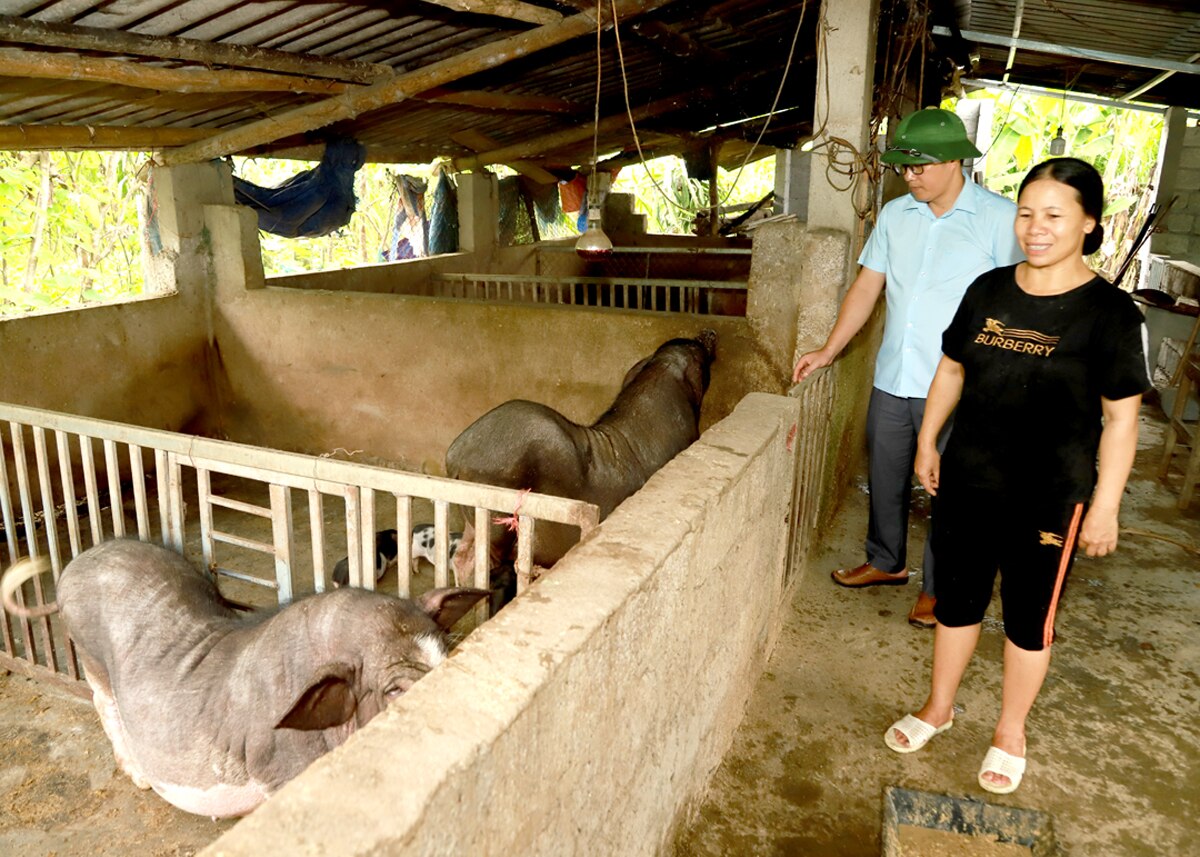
left=627, top=19, right=730, bottom=67
left=0, top=14, right=390, bottom=84
left=157, top=0, right=678, bottom=166
left=0, top=49, right=350, bottom=95
left=452, top=89, right=702, bottom=169
left=450, top=129, right=559, bottom=183
left=416, top=86, right=583, bottom=114
left=0, top=124, right=210, bottom=150
left=0, top=122, right=441, bottom=161
left=419, top=0, right=563, bottom=26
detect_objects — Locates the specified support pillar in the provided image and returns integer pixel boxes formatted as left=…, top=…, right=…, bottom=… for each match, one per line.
left=805, top=0, right=879, bottom=244
left=774, top=149, right=811, bottom=221
left=456, top=172, right=498, bottom=259
left=1150, top=106, right=1189, bottom=259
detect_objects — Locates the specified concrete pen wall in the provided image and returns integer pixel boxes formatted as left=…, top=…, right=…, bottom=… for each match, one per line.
left=202, top=390, right=801, bottom=856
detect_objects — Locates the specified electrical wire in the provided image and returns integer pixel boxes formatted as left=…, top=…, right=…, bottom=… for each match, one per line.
left=599, top=0, right=945, bottom=228
left=607, top=0, right=809, bottom=217
left=588, top=0, right=604, bottom=208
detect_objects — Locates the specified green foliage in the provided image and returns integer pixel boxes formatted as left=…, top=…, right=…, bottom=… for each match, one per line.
left=611, top=154, right=776, bottom=234
left=6, top=91, right=1158, bottom=317
left=0, top=150, right=150, bottom=316
left=946, top=89, right=1164, bottom=279
left=231, top=157, right=435, bottom=277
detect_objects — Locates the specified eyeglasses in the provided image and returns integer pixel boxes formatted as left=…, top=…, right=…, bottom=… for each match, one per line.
left=885, top=148, right=942, bottom=177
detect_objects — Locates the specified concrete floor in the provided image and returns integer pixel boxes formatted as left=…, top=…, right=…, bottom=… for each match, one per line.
left=675, top=405, right=1200, bottom=856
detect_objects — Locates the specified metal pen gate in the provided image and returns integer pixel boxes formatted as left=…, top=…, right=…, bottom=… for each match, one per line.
left=784, top=367, right=835, bottom=587
left=0, top=402, right=598, bottom=695
left=431, top=273, right=748, bottom=315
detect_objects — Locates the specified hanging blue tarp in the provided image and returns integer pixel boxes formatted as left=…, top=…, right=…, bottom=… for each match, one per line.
left=232, top=138, right=366, bottom=238
left=427, top=169, right=459, bottom=256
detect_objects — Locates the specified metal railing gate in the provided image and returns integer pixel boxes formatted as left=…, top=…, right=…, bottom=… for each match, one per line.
left=0, top=402, right=598, bottom=695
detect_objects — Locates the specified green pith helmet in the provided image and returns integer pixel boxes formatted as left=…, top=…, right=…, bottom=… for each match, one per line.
left=881, top=108, right=982, bottom=165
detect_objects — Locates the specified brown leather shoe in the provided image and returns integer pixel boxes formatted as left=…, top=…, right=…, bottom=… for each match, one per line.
left=831, top=562, right=909, bottom=587
left=908, top=592, right=937, bottom=628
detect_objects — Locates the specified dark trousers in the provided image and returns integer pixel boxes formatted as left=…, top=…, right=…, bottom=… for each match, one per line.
left=864, top=387, right=951, bottom=594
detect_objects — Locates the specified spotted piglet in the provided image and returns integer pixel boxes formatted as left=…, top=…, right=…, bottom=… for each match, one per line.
left=410, top=524, right=463, bottom=575
left=330, top=529, right=399, bottom=588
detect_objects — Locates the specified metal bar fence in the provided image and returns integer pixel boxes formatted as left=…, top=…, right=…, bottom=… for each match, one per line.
left=784, top=367, right=835, bottom=588
left=431, top=273, right=747, bottom=316
left=0, top=402, right=599, bottom=694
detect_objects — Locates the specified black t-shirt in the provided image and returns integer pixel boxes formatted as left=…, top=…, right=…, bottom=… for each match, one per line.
left=940, top=264, right=1151, bottom=503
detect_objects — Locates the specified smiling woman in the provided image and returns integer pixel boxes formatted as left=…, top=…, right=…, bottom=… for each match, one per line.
left=898, top=155, right=1152, bottom=797
left=1015, top=157, right=1105, bottom=283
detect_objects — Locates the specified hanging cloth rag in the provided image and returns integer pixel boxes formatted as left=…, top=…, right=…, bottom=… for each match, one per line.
left=382, top=174, right=428, bottom=260
left=232, top=138, right=366, bottom=238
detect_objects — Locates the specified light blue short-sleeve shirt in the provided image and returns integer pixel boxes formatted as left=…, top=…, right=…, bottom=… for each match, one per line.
left=859, top=178, right=1024, bottom=398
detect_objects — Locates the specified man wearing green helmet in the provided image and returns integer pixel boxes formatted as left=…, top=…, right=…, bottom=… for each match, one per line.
left=793, top=107, right=1024, bottom=628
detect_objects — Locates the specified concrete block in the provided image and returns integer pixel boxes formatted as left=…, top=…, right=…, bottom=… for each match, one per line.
left=1153, top=233, right=1192, bottom=258
left=1175, top=168, right=1200, bottom=193
left=1181, top=147, right=1200, bottom=171
left=1165, top=213, right=1195, bottom=235
left=204, top=205, right=266, bottom=295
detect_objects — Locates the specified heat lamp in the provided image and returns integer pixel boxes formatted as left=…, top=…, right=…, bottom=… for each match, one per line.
left=575, top=202, right=612, bottom=259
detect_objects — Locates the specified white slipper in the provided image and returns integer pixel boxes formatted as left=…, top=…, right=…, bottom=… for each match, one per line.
left=884, top=713, right=953, bottom=754
left=978, top=745, right=1027, bottom=794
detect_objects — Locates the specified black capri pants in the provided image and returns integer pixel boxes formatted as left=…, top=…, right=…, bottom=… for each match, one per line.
left=931, top=484, right=1084, bottom=651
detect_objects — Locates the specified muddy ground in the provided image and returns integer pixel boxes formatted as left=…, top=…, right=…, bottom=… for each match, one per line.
left=675, top=407, right=1200, bottom=856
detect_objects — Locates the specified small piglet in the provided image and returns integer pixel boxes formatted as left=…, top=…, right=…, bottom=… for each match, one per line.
left=409, top=523, right=463, bottom=574
left=0, top=539, right=487, bottom=818
left=331, top=528, right=399, bottom=588
left=332, top=526, right=463, bottom=587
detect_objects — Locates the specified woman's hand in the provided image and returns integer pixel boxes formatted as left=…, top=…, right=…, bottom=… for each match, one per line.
left=1079, top=505, right=1119, bottom=557
left=914, top=445, right=941, bottom=496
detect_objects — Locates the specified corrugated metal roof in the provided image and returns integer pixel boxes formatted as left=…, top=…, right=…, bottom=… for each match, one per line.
left=954, top=0, right=1200, bottom=106
left=0, top=0, right=1195, bottom=172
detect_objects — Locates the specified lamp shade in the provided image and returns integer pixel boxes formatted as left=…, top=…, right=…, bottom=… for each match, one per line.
left=575, top=207, right=612, bottom=258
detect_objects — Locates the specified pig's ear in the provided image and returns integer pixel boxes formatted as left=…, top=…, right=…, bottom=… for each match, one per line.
left=276, top=664, right=358, bottom=731
left=416, top=588, right=490, bottom=632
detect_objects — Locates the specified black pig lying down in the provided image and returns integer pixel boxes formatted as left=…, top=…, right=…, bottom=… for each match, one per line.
left=0, top=539, right=487, bottom=818
left=445, top=329, right=717, bottom=582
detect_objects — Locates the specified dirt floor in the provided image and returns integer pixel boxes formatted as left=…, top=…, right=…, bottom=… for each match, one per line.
left=0, top=670, right=237, bottom=855
left=0, top=489, right=458, bottom=857
left=674, top=405, right=1200, bottom=856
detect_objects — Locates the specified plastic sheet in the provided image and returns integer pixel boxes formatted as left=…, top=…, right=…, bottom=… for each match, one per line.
left=232, top=138, right=366, bottom=238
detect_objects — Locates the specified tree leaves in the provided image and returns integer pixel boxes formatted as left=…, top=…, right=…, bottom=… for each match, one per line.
left=952, top=89, right=1164, bottom=279
left=0, top=150, right=149, bottom=314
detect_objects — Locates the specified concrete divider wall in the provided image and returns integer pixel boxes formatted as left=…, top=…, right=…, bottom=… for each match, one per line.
left=203, top=391, right=800, bottom=857
left=202, top=205, right=772, bottom=473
